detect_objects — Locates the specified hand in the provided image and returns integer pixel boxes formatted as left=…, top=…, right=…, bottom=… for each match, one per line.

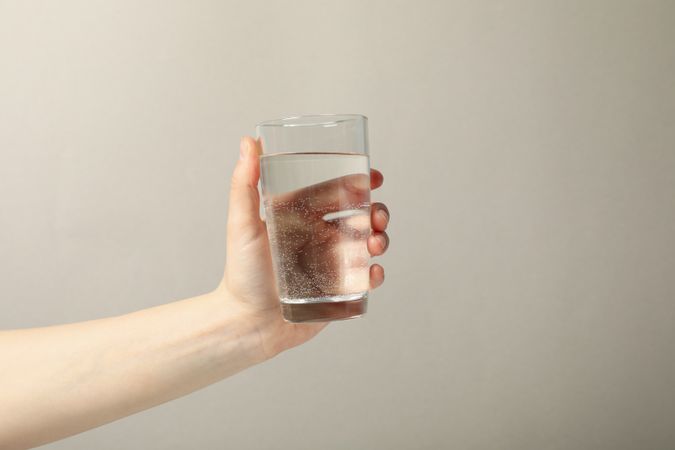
left=216, top=137, right=390, bottom=359
left=265, top=170, right=372, bottom=299
left=0, top=136, right=388, bottom=448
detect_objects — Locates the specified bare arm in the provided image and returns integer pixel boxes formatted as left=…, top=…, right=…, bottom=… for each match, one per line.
left=0, top=137, right=390, bottom=449
left=0, top=292, right=265, bottom=449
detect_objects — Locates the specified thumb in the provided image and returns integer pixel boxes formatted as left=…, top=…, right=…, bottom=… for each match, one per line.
left=227, top=136, right=263, bottom=231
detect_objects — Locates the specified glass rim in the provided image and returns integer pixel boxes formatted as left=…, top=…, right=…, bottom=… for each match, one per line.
left=256, top=113, right=368, bottom=129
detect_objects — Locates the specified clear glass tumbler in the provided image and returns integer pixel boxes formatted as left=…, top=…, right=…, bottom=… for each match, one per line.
left=256, top=114, right=371, bottom=322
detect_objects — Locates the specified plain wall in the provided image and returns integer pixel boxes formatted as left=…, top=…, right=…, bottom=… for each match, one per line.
left=1, top=1, right=675, bottom=449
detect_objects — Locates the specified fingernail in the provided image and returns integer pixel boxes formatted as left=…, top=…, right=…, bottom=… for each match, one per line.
left=378, top=209, right=389, bottom=223
left=376, top=234, right=387, bottom=249
left=239, top=138, right=248, bottom=160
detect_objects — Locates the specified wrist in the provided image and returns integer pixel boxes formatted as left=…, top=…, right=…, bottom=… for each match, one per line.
left=207, top=285, right=286, bottom=363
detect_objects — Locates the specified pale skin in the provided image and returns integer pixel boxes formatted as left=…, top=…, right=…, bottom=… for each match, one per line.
left=0, top=137, right=390, bottom=449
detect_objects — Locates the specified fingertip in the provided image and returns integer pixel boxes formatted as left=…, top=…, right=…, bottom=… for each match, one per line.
left=368, top=232, right=389, bottom=256
left=370, top=264, right=385, bottom=289
left=251, top=137, right=263, bottom=156
left=371, top=203, right=390, bottom=232
left=240, top=136, right=260, bottom=161
left=370, top=169, right=384, bottom=190
left=233, top=137, right=261, bottom=188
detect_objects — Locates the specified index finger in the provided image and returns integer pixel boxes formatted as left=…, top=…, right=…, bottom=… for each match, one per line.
left=265, top=173, right=370, bottom=217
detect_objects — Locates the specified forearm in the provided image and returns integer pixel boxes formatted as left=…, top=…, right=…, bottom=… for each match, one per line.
left=0, top=291, right=268, bottom=449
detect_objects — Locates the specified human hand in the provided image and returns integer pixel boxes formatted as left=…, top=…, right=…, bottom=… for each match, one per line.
left=216, top=137, right=390, bottom=359
left=264, top=169, right=372, bottom=300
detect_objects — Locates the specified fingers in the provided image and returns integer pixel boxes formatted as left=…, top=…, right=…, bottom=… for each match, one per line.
left=268, top=173, right=370, bottom=217
left=370, top=264, right=385, bottom=289
left=368, top=200, right=389, bottom=288
left=370, top=169, right=384, bottom=190
left=228, top=137, right=263, bottom=231
left=371, top=202, right=389, bottom=232
left=267, top=168, right=383, bottom=218
left=368, top=231, right=389, bottom=256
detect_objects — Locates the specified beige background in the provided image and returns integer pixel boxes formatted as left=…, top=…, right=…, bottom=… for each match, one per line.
left=1, top=1, right=675, bottom=449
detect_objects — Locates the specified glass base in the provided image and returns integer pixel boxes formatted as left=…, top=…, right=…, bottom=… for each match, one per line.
left=281, top=294, right=368, bottom=323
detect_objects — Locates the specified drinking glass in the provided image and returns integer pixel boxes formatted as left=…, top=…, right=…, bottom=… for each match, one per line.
left=256, top=114, right=371, bottom=322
